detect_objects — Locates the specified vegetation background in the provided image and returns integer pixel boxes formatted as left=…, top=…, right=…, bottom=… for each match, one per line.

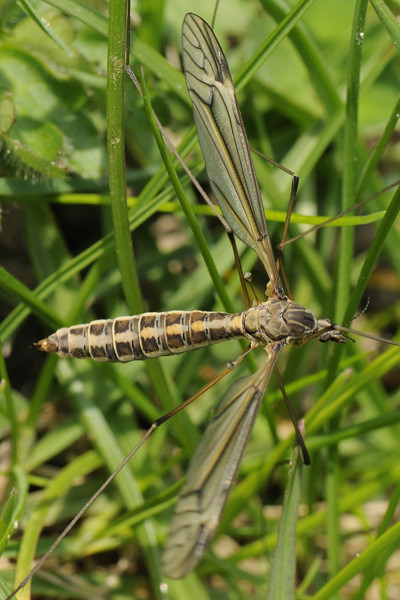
left=0, top=0, right=399, bottom=598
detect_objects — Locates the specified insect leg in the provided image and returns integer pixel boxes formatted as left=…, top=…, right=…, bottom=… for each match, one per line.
left=274, top=366, right=310, bottom=465
left=6, top=347, right=256, bottom=599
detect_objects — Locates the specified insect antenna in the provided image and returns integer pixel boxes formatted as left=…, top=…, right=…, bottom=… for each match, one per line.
left=311, top=293, right=400, bottom=346
left=343, top=296, right=370, bottom=326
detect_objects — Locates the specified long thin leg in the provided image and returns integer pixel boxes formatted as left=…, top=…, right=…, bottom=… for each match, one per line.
left=276, top=175, right=299, bottom=300
left=5, top=345, right=255, bottom=600
left=277, top=180, right=400, bottom=251
left=274, top=366, right=310, bottom=465
left=126, top=64, right=253, bottom=309
left=250, top=146, right=299, bottom=299
left=126, top=65, right=234, bottom=237
left=227, top=230, right=251, bottom=308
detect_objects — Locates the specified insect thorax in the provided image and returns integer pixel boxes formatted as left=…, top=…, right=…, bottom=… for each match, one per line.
left=243, top=298, right=321, bottom=345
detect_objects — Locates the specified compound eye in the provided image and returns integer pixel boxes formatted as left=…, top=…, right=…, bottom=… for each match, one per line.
left=284, top=305, right=316, bottom=335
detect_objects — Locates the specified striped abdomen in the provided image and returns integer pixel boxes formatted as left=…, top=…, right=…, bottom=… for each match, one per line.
left=36, top=311, right=247, bottom=363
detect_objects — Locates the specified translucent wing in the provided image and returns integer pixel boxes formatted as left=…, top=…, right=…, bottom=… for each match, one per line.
left=162, top=348, right=278, bottom=578
left=182, top=12, right=282, bottom=294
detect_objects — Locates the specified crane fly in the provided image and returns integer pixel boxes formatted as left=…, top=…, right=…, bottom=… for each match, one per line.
left=35, top=12, right=353, bottom=580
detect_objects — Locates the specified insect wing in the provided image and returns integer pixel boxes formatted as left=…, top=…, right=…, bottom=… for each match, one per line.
left=162, top=349, right=278, bottom=578
left=182, top=13, right=281, bottom=291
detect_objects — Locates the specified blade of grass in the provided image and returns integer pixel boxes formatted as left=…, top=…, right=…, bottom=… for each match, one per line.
left=267, top=440, right=303, bottom=600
